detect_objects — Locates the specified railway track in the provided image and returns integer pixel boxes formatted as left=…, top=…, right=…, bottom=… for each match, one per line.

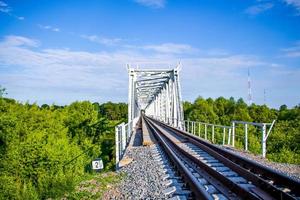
left=143, top=115, right=300, bottom=200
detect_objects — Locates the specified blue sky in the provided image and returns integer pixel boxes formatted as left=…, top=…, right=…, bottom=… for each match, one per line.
left=0, top=0, right=299, bottom=108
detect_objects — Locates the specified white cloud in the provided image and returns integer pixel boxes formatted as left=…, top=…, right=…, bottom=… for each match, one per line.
left=1, top=35, right=39, bottom=47
left=245, top=3, right=274, bottom=15
left=80, top=35, right=122, bottom=46
left=0, top=35, right=298, bottom=108
left=134, top=0, right=166, bottom=8
left=0, top=1, right=24, bottom=20
left=143, top=43, right=198, bottom=54
left=0, top=1, right=7, bottom=6
left=0, top=0, right=10, bottom=13
left=281, top=41, right=300, bottom=57
left=38, top=24, right=60, bottom=32
left=283, top=0, right=300, bottom=14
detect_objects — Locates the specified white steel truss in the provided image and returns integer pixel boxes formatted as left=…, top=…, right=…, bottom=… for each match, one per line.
left=127, top=64, right=184, bottom=128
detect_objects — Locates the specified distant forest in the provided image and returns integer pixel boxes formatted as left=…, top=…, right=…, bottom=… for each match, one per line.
left=184, top=97, right=300, bottom=164
left=0, top=91, right=299, bottom=199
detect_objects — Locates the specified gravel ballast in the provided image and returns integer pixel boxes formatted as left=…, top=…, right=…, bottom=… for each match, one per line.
left=103, top=129, right=190, bottom=199
left=222, top=146, right=300, bottom=181
left=103, top=129, right=300, bottom=199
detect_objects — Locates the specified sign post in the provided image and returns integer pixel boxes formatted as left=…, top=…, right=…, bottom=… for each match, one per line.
left=92, top=158, right=103, bottom=172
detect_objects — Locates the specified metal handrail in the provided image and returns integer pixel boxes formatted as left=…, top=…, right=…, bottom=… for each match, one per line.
left=153, top=115, right=276, bottom=158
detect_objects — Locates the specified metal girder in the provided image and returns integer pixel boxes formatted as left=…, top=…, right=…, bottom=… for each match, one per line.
left=136, top=76, right=169, bottom=83
left=137, top=84, right=164, bottom=89
left=127, top=64, right=184, bottom=129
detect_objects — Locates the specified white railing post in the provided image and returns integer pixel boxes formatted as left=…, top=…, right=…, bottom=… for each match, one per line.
left=228, top=128, right=231, bottom=145
left=121, top=124, right=126, bottom=154
left=212, top=125, right=215, bottom=143
left=198, top=123, right=201, bottom=137
left=115, top=126, right=119, bottom=170
left=232, top=122, right=235, bottom=147
left=245, top=124, right=248, bottom=151
left=262, top=124, right=267, bottom=158
left=223, top=127, right=226, bottom=145
left=193, top=121, right=196, bottom=134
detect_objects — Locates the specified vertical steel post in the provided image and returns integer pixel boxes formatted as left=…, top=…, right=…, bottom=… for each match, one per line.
left=212, top=125, right=215, bottom=143
left=121, top=124, right=126, bottom=154
left=228, top=128, right=231, bottom=145
left=174, top=67, right=184, bottom=124
left=128, top=71, right=134, bottom=124
left=232, top=122, right=235, bottom=147
left=115, top=126, right=119, bottom=170
left=245, top=124, right=248, bottom=151
left=198, top=123, right=201, bottom=137
left=262, top=124, right=267, bottom=158
left=223, top=127, right=226, bottom=145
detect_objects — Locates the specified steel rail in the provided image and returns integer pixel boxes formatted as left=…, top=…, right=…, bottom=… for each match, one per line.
left=143, top=116, right=212, bottom=200
left=146, top=117, right=264, bottom=200
left=149, top=116, right=300, bottom=200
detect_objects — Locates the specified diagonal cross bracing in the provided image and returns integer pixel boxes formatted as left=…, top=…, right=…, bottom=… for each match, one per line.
left=127, top=64, right=184, bottom=128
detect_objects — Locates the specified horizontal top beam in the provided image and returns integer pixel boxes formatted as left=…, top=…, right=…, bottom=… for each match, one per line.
left=136, top=76, right=169, bottom=83
left=232, top=121, right=273, bottom=126
left=129, top=68, right=174, bottom=72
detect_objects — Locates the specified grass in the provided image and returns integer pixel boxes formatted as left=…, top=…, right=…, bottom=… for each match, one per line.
left=62, top=172, right=125, bottom=200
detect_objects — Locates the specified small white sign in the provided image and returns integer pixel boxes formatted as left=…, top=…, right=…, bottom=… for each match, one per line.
left=92, top=159, right=103, bottom=170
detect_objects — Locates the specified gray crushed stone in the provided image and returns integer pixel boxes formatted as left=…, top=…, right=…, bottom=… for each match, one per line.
left=103, top=129, right=189, bottom=199
left=222, top=146, right=300, bottom=181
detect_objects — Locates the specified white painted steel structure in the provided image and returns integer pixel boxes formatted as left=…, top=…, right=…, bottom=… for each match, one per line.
left=127, top=65, right=184, bottom=128
left=115, top=64, right=276, bottom=169
left=115, top=64, right=184, bottom=169
left=155, top=116, right=275, bottom=158
left=115, top=120, right=133, bottom=169
left=231, top=120, right=276, bottom=158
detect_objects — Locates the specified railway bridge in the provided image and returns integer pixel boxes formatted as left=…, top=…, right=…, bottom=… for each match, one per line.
left=114, top=65, right=299, bottom=200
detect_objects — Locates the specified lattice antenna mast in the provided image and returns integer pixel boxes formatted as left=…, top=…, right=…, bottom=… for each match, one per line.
left=247, top=67, right=252, bottom=105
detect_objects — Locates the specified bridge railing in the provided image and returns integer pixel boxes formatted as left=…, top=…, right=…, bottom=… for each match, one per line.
left=152, top=116, right=275, bottom=158
left=231, top=120, right=276, bottom=158
left=184, top=120, right=232, bottom=146
left=115, top=120, right=133, bottom=169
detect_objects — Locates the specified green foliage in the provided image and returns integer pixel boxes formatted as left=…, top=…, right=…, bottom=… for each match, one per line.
left=0, top=85, right=7, bottom=97
left=184, top=97, right=300, bottom=164
left=0, top=97, right=127, bottom=199
left=99, top=102, right=127, bottom=120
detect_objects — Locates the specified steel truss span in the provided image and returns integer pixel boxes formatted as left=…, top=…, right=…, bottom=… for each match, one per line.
left=127, top=65, right=184, bottom=128
left=143, top=115, right=300, bottom=200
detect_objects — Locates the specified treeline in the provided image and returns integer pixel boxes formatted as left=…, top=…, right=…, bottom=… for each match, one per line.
left=0, top=98, right=127, bottom=199
left=183, top=97, right=300, bottom=164
left=0, top=93, right=299, bottom=199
